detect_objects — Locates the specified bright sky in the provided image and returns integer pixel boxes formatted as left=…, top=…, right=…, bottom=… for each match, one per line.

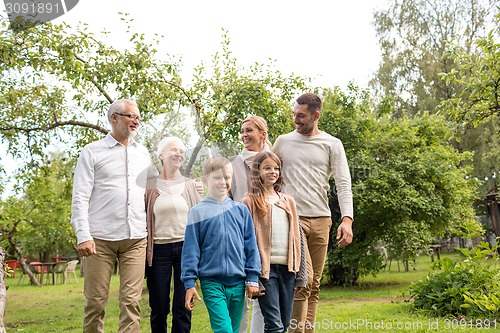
left=56, top=0, right=388, bottom=88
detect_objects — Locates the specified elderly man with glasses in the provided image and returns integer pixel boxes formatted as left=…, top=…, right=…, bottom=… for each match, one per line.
left=71, top=99, right=156, bottom=333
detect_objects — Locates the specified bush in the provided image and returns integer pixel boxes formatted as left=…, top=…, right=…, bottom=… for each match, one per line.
left=408, top=241, right=500, bottom=319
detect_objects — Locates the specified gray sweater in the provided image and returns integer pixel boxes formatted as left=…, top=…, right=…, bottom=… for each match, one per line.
left=273, top=130, right=353, bottom=219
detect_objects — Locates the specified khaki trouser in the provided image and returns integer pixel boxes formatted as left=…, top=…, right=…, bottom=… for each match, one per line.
left=290, top=216, right=332, bottom=333
left=83, top=238, right=147, bottom=333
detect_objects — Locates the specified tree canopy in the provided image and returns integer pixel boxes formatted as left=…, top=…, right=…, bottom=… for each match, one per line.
left=438, top=11, right=500, bottom=198
left=319, top=86, right=480, bottom=285
left=371, top=0, right=498, bottom=115
left=0, top=153, right=74, bottom=263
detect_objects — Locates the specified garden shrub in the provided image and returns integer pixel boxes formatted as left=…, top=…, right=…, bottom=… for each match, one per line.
left=409, top=241, right=500, bottom=319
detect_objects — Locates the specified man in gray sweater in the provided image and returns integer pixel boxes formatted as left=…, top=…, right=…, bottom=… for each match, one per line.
left=272, top=93, right=354, bottom=333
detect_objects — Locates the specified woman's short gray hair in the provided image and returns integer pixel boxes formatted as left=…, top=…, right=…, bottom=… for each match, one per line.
left=156, top=136, right=186, bottom=160
left=107, top=99, right=138, bottom=122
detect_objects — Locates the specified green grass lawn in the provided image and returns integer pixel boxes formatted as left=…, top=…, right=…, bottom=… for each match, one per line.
left=5, top=252, right=500, bottom=332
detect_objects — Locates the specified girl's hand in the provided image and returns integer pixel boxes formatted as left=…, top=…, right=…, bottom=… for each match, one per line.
left=246, top=285, right=261, bottom=299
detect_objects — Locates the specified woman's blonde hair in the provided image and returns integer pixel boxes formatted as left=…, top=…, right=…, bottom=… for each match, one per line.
left=242, top=115, right=272, bottom=148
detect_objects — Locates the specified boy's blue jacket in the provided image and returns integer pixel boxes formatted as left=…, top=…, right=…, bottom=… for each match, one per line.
left=181, top=196, right=261, bottom=289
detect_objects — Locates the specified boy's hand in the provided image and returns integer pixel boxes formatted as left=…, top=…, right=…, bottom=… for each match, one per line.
left=185, top=288, right=202, bottom=311
left=246, top=285, right=261, bottom=299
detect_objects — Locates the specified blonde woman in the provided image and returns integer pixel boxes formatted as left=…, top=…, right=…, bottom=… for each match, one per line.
left=230, top=115, right=271, bottom=333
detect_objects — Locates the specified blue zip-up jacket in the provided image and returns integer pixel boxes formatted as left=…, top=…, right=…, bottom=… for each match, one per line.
left=181, top=196, right=261, bottom=289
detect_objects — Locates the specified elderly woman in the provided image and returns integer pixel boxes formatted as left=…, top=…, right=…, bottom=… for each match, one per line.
left=145, top=137, right=202, bottom=333
left=230, top=115, right=271, bottom=333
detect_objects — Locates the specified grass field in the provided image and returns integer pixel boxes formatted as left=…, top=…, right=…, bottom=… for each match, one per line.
left=4, top=251, right=500, bottom=332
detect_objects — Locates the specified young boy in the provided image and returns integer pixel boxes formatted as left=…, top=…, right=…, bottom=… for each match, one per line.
left=181, top=156, right=262, bottom=333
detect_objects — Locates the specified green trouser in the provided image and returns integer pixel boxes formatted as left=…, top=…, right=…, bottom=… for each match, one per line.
left=200, top=279, right=246, bottom=333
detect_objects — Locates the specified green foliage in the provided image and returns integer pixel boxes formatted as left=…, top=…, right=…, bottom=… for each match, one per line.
left=320, top=85, right=480, bottom=285
left=0, top=18, right=310, bottom=176
left=439, top=12, right=500, bottom=197
left=0, top=153, right=75, bottom=260
left=372, top=0, right=497, bottom=115
left=462, top=285, right=500, bottom=318
left=188, top=30, right=309, bottom=156
left=0, top=14, right=187, bottom=163
left=439, top=16, right=500, bottom=127
left=409, top=242, right=500, bottom=318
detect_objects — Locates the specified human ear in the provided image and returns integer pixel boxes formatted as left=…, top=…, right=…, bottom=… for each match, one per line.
left=314, top=111, right=320, bottom=121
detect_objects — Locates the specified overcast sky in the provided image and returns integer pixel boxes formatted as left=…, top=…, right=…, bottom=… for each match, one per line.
left=56, top=0, right=389, bottom=88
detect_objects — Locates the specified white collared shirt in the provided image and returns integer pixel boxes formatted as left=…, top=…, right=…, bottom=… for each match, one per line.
left=71, top=133, right=155, bottom=244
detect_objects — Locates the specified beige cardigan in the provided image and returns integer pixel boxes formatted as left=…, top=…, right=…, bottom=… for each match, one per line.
left=242, top=193, right=307, bottom=287
left=144, top=176, right=202, bottom=267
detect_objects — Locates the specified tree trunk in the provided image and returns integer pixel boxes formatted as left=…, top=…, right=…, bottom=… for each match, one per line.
left=0, top=247, right=8, bottom=333
left=8, top=238, right=40, bottom=287
left=489, top=198, right=500, bottom=238
left=184, top=136, right=205, bottom=177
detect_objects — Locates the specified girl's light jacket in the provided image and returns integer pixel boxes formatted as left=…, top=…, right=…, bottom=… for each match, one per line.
left=242, top=192, right=307, bottom=287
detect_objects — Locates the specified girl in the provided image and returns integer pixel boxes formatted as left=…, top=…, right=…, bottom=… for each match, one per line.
left=242, top=151, right=307, bottom=333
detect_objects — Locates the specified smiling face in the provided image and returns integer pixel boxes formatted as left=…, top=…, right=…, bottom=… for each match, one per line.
left=293, top=103, right=319, bottom=136
left=111, top=103, right=141, bottom=143
left=159, top=141, right=185, bottom=171
left=204, top=164, right=233, bottom=201
left=240, top=121, right=266, bottom=152
left=259, top=157, right=280, bottom=189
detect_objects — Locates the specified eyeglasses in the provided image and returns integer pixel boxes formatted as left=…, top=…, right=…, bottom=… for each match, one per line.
left=114, top=112, right=142, bottom=122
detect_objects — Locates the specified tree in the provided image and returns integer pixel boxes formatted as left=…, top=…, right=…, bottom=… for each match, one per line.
left=183, top=30, right=309, bottom=175
left=438, top=12, right=500, bottom=236
left=371, top=0, right=498, bottom=115
left=370, top=0, right=499, bottom=261
left=318, top=86, right=480, bottom=285
left=439, top=14, right=500, bottom=195
left=0, top=14, right=188, bottom=164
left=0, top=154, right=75, bottom=284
